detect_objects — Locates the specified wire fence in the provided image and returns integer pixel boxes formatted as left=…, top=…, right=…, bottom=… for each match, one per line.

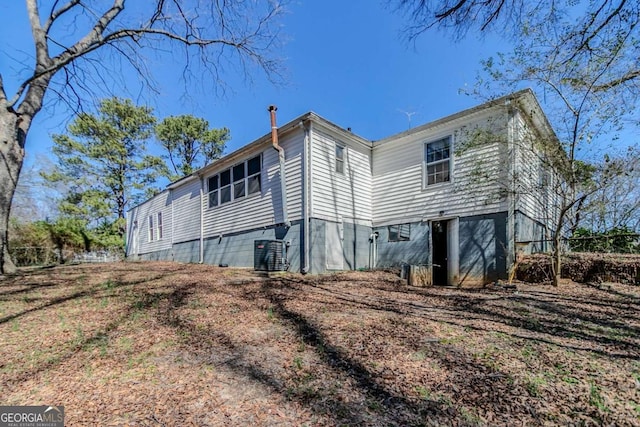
left=10, top=247, right=124, bottom=267
left=517, top=233, right=640, bottom=255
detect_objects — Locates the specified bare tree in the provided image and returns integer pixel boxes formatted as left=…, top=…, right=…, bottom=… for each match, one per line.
left=393, top=0, right=639, bottom=285
left=0, top=0, right=285, bottom=273
left=580, top=147, right=640, bottom=233
left=392, top=0, right=640, bottom=92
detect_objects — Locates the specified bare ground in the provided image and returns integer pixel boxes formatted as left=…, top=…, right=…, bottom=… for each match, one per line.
left=1, top=262, right=639, bottom=426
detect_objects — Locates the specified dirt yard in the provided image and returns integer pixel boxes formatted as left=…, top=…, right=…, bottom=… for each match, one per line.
left=1, top=262, right=639, bottom=426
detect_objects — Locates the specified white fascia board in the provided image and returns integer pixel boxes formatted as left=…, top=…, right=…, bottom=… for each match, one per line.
left=307, top=112, right=372, bottom=150
left=373, top=89, right=541, bottom=149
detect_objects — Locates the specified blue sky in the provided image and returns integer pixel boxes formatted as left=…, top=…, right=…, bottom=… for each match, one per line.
left=1, top=1, right=508, bottom=170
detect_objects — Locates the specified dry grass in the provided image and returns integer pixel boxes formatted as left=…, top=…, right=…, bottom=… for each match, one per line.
left=1, top=262, right=639, bottom=426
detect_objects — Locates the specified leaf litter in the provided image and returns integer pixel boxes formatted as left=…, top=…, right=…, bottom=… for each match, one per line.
left=0, top=262, right=638, bottom=426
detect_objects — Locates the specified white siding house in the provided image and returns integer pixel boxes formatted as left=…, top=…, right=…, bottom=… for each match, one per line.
left=127, top=89, right=560, bottom=285
left=127, top=190, right=172, bottom=260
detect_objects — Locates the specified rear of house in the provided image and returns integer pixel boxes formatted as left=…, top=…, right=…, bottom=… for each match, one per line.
left=126, top=89, right=560, bottom=285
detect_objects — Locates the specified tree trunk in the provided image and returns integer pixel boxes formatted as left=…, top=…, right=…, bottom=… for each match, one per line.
left=0, top=107, right=25, bottom=274
left=552, top=234, right=562, bottom=286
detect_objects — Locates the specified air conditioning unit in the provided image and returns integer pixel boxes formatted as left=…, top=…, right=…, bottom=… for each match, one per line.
left=254, top=240, right=287, bottom=271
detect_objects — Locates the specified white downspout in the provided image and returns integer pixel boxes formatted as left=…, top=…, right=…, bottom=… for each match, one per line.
left=199, top=176, right=205, bottom=263
left=302, top=121, right=311, bottom=273
left=170, top=188, right=175, bottom=260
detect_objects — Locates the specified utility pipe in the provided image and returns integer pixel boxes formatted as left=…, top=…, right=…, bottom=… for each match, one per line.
left=268, top=105, right=290, bottom=227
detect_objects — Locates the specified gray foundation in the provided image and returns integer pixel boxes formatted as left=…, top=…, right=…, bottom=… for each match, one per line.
left=203, top=221, right=302, bottom=271
left=515, top=211, right=549, bottom=253
left=138, top=248, right=173, bottom=262
left=172, top=239, right=200, bottom=263
left=308, top=218, right=373, bottom=274
left=459, top=212, right=508, bottom=285
left=374, top=221, right=430, bottom=268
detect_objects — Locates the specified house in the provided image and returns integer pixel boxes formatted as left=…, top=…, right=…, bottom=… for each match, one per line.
left=126, top=89, right=560, bottom=286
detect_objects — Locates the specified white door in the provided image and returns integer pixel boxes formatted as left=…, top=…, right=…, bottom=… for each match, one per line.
left=326, top=220, right=344, bottom=270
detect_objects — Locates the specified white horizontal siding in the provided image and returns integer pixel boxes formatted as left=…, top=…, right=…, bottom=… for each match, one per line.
left=133, top=191, right=173, bottom=254
left=202, top=129, right=304, bottom=238
left=170, top=178, right=202, bottom=243
left=511, top=112, right=563, bottom=233
left=310, top=128, right=373, bottom=222
left=372, top=112, right=509, bottom=226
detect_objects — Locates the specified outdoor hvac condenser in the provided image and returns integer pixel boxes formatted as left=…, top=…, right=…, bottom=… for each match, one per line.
left=254, top=240, right=287, bottom=271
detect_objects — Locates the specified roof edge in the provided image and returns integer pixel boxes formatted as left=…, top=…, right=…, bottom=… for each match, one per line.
left=373, top=89, right=542, bottom=146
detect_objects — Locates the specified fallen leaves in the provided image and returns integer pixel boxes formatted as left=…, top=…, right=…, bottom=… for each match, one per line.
left=0, top=262, right=639, bottom=426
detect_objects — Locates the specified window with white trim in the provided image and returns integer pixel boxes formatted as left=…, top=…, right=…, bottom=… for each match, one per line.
left=148, top=215, right=154, bottom=242
left=207, top=154, right=262, bottom=208
left=388, top=223, right=411, bottom=242
left=157, top=212, right=163, bottom=240
left=208, top=175, right=219, bottom=208
left=233, top=163, right=245, bottom=200
left=335, top=144, right=345, bottom=174
left=247, top=156, right=261, bottom=195
left=220, top=169, right=232, bottom=204
left=424, top=136, right=452, bottom=186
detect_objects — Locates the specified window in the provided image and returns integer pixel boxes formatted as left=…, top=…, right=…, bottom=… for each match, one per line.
left=247, top=155, right=261, bottom=195
left=389, top=224, right=411, bottom=242
left=207, top=154, right=262, bottom=209
left=208, top=175, right=219, bottom=208
left=220, top=169, right=232, bottom=204
left=157, top=212, right=163, bottom=240
left=148, top=215, right=154, bottom=242
left=335, top=144, right=345, bottom=174
left=424, top=136, right=451, bottom=186
left=233, top=163, right=246, bottom=199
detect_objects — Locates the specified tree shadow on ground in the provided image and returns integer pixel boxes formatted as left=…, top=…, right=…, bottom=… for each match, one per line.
left=149, top=274, right=563, bottom=426
left=298, top=275, right=640, bottom=360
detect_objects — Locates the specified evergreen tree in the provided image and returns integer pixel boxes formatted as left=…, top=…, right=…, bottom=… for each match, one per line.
left=43, top=97, right=163, bottom=237
left=155, top=115, right=230, bottom=180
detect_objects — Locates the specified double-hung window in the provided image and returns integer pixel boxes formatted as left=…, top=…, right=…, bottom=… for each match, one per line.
left=247, top=156, right=261, bottom=195
left=148, top=215, right=155, bottom=242
left=220, top=169, right=232, bottom=204
left=157, top=212, right=163, bottom=240
left=335, top=144, right=345, bottom=174
left=424, top=136, right=452, bottom=186
left=207, top=154, right=262, bottom=208
left=233, top=163, right=246, bottom=200
left=208, top=175, right=219, bottom=208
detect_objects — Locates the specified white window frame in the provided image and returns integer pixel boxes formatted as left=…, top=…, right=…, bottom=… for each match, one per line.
left=207, top=175, right=219, bottom=208
left=156, top=212, right=163, bottom=240
left=247, top=155, right=262, bottom=195
left=219, top=169, right=232, bottom=205
left=207, top=154, right=262, bottom=209
left=232, top=162, right=246, bottom=200
left=335, top=143, right=345, bottom=174
left=423, top=136, right=453, bottom=187
left=148, top=215, right=154, bottom=242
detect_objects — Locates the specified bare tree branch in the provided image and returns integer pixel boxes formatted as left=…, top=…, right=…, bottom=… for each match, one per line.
left=9, top=0, right=285, bottom=110
left=26, top=0, right=50, bottom=67
left=593, top=69, right=640, bottom=91
left=44, top=0, right=81, bottom=35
